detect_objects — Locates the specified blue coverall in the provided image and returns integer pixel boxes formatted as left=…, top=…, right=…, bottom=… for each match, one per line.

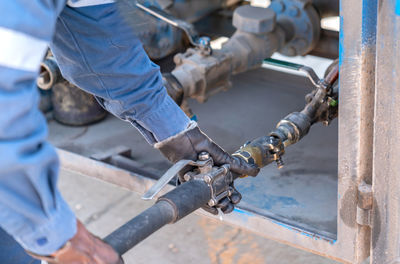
left=0, top=0, right=190, bottom=262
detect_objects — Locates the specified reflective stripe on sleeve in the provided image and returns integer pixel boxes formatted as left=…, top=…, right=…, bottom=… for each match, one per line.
left=0, top=27, right=47, bottom=72
left=67, top=0, right=115, bottom=7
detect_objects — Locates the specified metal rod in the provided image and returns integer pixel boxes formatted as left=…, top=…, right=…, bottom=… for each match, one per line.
left=135, top=3, right=179, bottom=27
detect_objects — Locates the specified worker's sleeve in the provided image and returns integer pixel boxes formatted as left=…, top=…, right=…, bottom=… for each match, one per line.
left=0, top=0, right=77, bottom=256
left=50, top=3, right=190, bottom=144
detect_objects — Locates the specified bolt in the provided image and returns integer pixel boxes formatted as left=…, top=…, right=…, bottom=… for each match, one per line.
left=183, top=173, right=191, bottom=182
left=198, top=152, right=210, bottom=161
left=275, top=157, right=284, bottom=169
left=204, top=175, right=212, bottom=184
left=208, top=199, right=216, bottom=207
left=198, top=36, right=211, bottom=48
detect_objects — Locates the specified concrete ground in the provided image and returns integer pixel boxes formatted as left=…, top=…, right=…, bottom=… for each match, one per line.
left=59, top=168, right=340, bottom=264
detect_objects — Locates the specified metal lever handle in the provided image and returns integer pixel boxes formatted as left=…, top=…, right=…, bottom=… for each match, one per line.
left=263, top=58, right=320, bottom=87
left=142, top=159, right=209, bottom=200
left=135, top=2, right=211, bottom=52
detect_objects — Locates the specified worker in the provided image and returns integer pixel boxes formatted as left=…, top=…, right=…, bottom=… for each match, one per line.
left=0, top=1, right=259, bottom=263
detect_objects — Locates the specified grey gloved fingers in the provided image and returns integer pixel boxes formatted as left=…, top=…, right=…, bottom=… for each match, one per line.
left=156, top=122, right=260, bottom=177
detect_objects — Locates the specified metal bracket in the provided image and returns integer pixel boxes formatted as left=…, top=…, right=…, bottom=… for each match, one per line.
left=142, top=151, right=234, bottom=213
left=356, top=181, right=373, bottom=227
left=184, top=164, right=231, bottom=207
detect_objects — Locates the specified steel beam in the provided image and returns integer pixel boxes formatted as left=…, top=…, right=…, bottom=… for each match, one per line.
left=371, top=1, right=400, bottom=263
left=339, top=0, right=377, bottom=262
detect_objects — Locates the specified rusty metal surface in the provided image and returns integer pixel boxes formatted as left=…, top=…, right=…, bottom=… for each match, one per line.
left=371, top=0, right=400, bottom=263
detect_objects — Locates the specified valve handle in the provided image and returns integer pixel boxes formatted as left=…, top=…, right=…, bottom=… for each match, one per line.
left=263, top=58, right=320, bottom=87
left=142, top=158, right=211, bottom=200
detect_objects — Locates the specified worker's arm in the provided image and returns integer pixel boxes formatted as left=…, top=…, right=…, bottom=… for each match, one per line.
left=50, top=3, right=259, bottom=215
left=0, top=1, right=122, bottom=263
left=50, top=1, right=259, bottom=171
left=50, top=3, right=191, bottom=144
left=0, top=0, right=78, bottom=256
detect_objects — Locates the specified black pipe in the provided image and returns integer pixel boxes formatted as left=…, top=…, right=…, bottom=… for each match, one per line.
left=104, top=200, right=175, bottom=255
left=159, top=179, right=211, bottom=222
left=104, top=180, right=210, bottom=255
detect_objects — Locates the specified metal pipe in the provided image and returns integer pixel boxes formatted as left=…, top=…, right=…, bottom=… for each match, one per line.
left=234, top=62, right=338, bottom=169
left=170, top=3, right=321, bottom=103
left=104, top=180, right=211, bottom=255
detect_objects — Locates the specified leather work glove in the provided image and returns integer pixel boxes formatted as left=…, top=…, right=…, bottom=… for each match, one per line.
left=28, top=220, right=124, bottom=264
left=155, top=121, right=260, bottom=214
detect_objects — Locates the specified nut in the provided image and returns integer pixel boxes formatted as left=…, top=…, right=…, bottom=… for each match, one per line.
left=233, top=5, right=276, bottom=34
left=198, top=152, right=210, bottom=161
left=204, top=175, right=212, bottom=184
left=208, top=199, right=217, bottom=207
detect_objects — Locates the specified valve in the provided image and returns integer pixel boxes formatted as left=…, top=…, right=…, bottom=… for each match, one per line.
left=142, top=152, right=239, bottom=214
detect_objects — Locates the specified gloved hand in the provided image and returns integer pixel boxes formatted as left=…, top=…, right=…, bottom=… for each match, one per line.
left=27, top=220, right=124, bottom=264
left=155, top=121, right=260, bottom=214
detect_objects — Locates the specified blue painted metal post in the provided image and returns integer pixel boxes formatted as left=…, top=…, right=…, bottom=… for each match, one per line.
left=339, top=0, right=377, bottom=262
